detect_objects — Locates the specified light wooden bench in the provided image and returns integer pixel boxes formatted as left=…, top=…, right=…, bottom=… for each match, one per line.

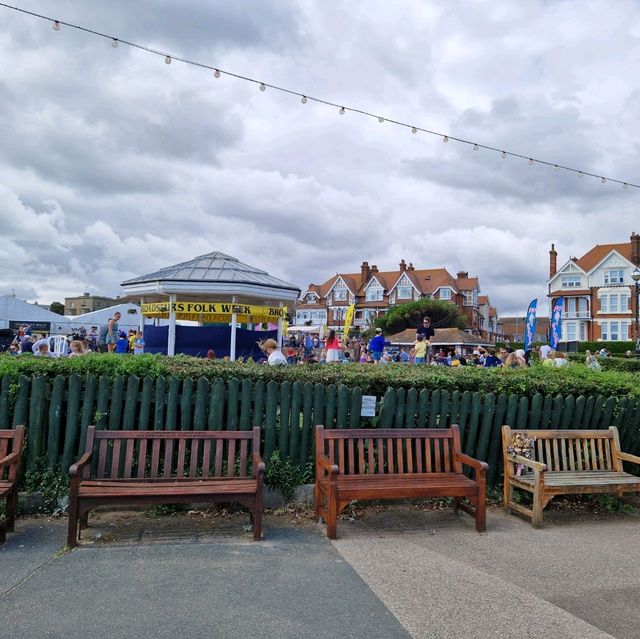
left=315, top=425, right=487, bottom=539
left=68, top=427, right=265, bottom=547
left=502, top=426, right=640, bottom=526
left=0, top=426, right=26, bottom=543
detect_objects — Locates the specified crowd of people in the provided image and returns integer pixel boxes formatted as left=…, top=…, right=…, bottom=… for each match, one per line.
left=6, top=312, right=145, bottom=357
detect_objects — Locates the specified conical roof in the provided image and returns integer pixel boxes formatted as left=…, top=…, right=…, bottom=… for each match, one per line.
left=121, top=251, right=298, bottom=291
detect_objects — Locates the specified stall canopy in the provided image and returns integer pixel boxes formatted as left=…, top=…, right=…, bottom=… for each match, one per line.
left=0, top=295, right=71, bottom=334
left=120, top=251, right=300, bottom=358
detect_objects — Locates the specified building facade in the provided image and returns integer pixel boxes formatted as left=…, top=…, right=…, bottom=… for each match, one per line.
left=547, top=232, right=640, bottom=342
left=64, top=293, right=118, bottom=316
left=296, top=259, right=501, bottom=338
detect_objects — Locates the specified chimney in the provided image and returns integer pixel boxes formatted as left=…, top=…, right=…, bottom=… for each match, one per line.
left=399, top=259, right=407, bottom=272
left=360, top=261, right=370, bottom=286
left=631, top=232, right=640, bottom=266
left=456, top=271, right=468, bottom=279
left=549, top=243, right=557, bottom=278
left=408, top=262, right=415, bottom=271
left=370, top=264, right=378, bottom=274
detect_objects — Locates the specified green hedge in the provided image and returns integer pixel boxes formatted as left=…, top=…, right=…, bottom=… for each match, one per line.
left=1, top=353, right=639, bottom=400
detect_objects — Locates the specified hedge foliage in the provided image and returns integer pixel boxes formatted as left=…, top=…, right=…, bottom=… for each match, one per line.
left=1, top=353, right=639, bottom=400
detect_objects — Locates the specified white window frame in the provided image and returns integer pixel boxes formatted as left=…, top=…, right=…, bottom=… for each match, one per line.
left=561, top=275, right=581, bottom=288
left=439, top=287, right=452, bottom=300
left=397, top=286, right=413, bottom=300
left=463, top=291, right=474, bottom=306
left=604, top=269, right=624, bottom=285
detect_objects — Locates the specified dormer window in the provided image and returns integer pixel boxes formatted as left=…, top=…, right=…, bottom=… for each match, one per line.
left=561, top=275, right=581, bottom=288
left=365, top=279, right=384, bottom=302
left=439, top=287, right=452, bottom=300
left=333, top=280, right=347, bottom=301
left=604, top=269, right=624, bottom=285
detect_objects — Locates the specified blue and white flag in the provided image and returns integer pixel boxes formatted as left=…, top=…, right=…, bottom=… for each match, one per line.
left=549, top=298, right=564, bottom=349
left=523, top=299, right=538, bottom=352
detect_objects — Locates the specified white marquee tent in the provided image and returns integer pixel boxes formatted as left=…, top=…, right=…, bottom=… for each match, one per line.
left=68, top=303, right=168, bottom=334
left=0, top=295, right=71, bottom=334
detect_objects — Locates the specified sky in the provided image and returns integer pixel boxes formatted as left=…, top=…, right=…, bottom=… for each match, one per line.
left=1, top=1, right=639, bottom=317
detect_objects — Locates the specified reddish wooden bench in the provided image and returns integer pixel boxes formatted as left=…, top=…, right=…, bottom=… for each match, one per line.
left=315, top=425, right=487, bottom=539
left=68, top=427, right=264, bottom=547
left=0, top=426, right=26, bottom=543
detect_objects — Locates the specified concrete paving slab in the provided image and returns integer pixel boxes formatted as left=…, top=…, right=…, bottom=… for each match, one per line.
left=329, top=504, right=640, bottom=639
left=0, top=515, right=409, bottom=639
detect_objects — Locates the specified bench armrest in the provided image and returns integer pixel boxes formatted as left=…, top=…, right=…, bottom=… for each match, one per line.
left=0, top=451, right=20, bottom=471
left=507, top=454, right=547, bottom=473
left=69, top=451, right=93, bottom=478
left=316, top=453, right=339, bottom=476
left=253, top=452, right=265, bottom=479
left=617, top=451, right=640, bottom=466
left=456, top=452, right=488, bottom=474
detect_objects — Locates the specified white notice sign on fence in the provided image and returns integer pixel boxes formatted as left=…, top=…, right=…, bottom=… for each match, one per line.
left=361, top=395, right=377, bottom=417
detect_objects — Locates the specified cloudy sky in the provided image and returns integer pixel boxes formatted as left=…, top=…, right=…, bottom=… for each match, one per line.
left=1, top=1, right=639, bottom=316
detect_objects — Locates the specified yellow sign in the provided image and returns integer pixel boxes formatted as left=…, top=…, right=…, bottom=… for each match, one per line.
left=343, top=304, right=355, bottom=339
left=141, top=301, right=287, bottom=324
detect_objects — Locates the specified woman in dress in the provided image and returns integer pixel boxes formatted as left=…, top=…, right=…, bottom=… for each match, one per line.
left=324, top=329, right=342, bottom=363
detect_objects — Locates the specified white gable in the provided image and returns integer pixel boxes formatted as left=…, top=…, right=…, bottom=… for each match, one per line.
left=364, top=276, right=383, bottom=290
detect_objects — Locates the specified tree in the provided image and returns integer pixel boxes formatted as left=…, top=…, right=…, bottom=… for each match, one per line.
left=373, top=299, right=466, bottom=335
left=49, top=302, right=65, bottom=315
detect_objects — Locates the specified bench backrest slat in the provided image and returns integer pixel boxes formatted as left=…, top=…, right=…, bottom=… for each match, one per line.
left=0, top=427, right=26, bottom=482
left=316, top=426, right=461, bottom=476
left=84, top=427, right=260, bottom=481
left=502, top=426, right=620, bottom=472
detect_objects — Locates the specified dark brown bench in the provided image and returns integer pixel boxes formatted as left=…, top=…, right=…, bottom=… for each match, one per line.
left=0, top=425, right=26, bottom=543
left=68, top=427, right=264, bottom=547
left=315, top=425, right=487, bottom=539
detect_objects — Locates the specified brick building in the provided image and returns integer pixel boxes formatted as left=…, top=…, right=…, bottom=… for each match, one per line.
left=64, top=293, right=118, bottom=316
left=295, top=259, right=502, bottom=338
left=547, top=232, right=640, bottom=343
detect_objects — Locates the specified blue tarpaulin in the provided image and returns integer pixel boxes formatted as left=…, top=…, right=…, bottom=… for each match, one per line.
left=143, top=324, right=277, bottom=359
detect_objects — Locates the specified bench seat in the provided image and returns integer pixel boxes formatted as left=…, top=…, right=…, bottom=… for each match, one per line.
left=315, top=426, right=487, bottom=539
left=502, top=426, right=640, bottom=526
left=68, top=427, right=264, bottom=547
left=0, top=480, right=11, bottom=497
left=78, top=478, right=259, bottom=498
left=0, top=427, right=26, bottom=543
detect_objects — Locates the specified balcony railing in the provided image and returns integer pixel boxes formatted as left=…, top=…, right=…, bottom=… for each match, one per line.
left=563, top=311, right=590, bottom=319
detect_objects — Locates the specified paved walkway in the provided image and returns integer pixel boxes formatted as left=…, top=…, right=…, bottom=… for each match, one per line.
left=1, top=505, right=638, bottom=638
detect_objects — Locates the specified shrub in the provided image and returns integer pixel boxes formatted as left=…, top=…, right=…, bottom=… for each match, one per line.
left=264, top=451, right=313, bottom=501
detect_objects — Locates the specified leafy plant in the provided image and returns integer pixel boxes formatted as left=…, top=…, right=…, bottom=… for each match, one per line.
left=369, top=298, right=466, bottom=336
left=264, top=451, right=313, bottom=501
left=22, top=457, right=69, bottom=513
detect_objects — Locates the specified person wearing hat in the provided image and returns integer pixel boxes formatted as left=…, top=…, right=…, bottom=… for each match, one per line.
left=115, top=330, right=129, bottom=354
left=368, top=327, right=387, bottom=364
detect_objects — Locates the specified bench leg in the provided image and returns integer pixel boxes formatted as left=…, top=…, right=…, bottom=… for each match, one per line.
left=503, top=475, right=513, bottom=514
left=6, top=487, right=17, bottom=533
left=452, top=498, right=460, bottom=514
left=326, top=494, right=338, bottom=540
left=532, top=482, right=544, bottom=528
left=67, top=498, right=79, bottom=548
left=80, top=511, right=89, bottom=530
left=252, top=506, right=262, bottom=541
left=314, top=482, right=320, bottom=520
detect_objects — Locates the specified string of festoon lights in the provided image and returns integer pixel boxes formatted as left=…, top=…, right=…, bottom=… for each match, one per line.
left=2, top=2, right=639, bottom=190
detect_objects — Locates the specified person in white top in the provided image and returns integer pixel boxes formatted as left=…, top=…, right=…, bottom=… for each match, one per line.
left=262, top=338, right=287, bottom=365
left=539, top=344, right=553, bottom=360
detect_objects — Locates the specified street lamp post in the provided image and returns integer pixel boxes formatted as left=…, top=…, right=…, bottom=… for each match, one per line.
left=632, top=267, right=640, bottom=354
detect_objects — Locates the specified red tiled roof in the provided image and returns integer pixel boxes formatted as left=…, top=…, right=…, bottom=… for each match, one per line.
left=575, top=242, right=632, bottom=272
left=455, top=277, right=479, bottom=290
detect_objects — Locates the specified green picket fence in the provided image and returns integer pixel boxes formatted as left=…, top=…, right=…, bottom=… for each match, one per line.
left=1, top=373, right=639, bottom=487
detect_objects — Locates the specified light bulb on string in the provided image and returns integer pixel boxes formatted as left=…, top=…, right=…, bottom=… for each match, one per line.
left=339, top=106, right=345, bottom=115
left=528, top=158, right=534, bottom=166
left=164, top=56, right=172, bottom=65
left=601, top=177, right=606, bottom=183
left=501, top=151, right=507, bottom=159
left=554, top=165, right=559, bottom=172
left=578, top=171, right=583, bottom=178
left=411, top=127, right=417, bottom=134
left=443, top=135, right=449, bottom=143
left=52, top=20, right=60, bottom=31
left=301, top=95, right=307, bottom=104
left=378, top=117, right=384, bottom=123
left=259, top=83, right=266, bottom=91
left=111, top=38, right=118, bottom=48
left=623, top=183, right=629, bottom=189
left=213, top=69, right=221, bottom=78
left=473, top=144, right=479, bottom=151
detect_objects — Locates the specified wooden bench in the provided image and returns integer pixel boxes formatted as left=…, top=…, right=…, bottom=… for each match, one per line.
left=68, top=427, right=265, bottom=547
left=315, top=425, right=488, bottom=539
left=0, top=426, right=26, bottom=543
left=502, top=426, right=640, bottom=526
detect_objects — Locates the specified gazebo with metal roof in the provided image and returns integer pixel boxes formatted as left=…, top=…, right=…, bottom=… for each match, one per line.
left=121, top=251, right=300, bottom=358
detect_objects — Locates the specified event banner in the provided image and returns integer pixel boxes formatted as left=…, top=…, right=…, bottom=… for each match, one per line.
left=523, top=299, right=538, bottom=352
left=141, top=301, right=287, bottom=324
left=549, top=297, right=564, bottom=349
left=343, top=304, right=355, bottom=339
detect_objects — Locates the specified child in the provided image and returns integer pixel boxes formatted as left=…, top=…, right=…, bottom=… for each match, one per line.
left=115, top=330, right=129, bottom=354
left=133, top=331, right=145, bottom=355
left=411, top=334, right=427, bottom=364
